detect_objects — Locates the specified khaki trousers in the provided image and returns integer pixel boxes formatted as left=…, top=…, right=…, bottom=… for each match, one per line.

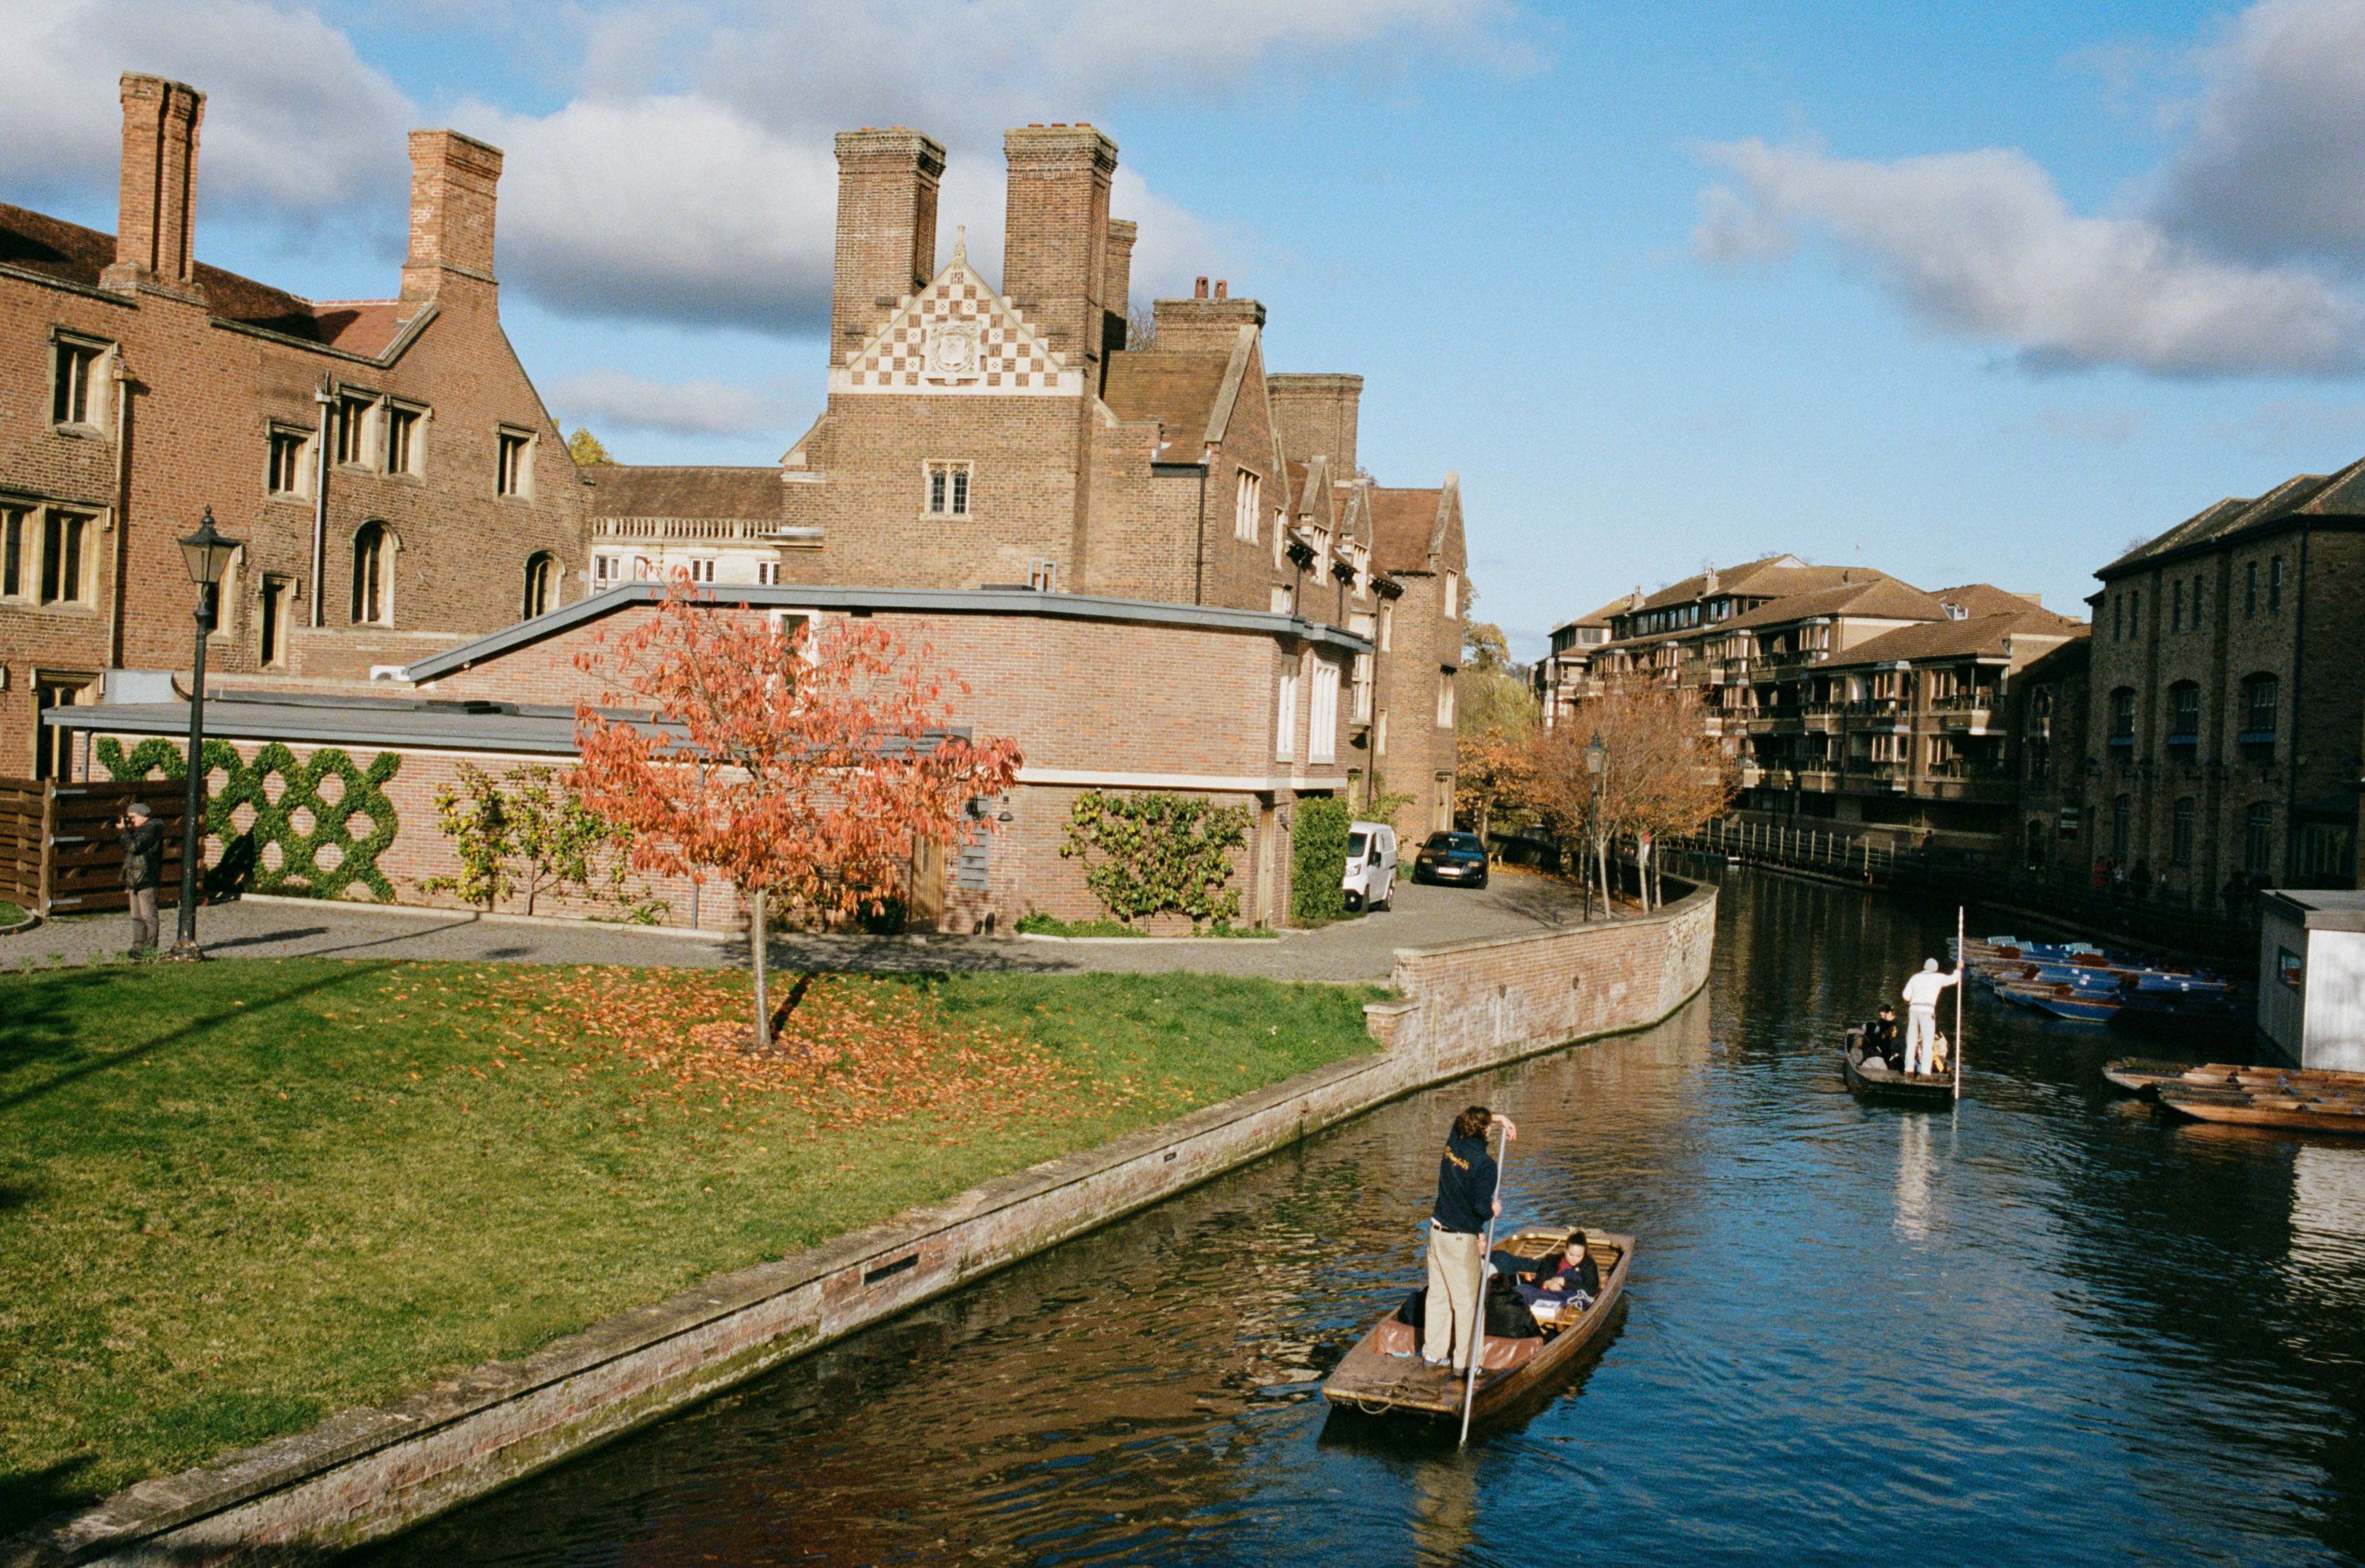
left=127, top=885, right=159, bottom=952
left=1423, top=1226, right=1485, bottom=1369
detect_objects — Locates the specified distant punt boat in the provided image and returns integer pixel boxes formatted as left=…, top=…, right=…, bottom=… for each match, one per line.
left=2156, top=1082, right=2365, bottom=1137
left=1322, top=1228, right=1632, bottom=1424
left=1840, top=1025, right=1958, bottom=1106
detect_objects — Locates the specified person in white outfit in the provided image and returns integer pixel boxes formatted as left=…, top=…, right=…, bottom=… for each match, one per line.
left=1899, top=957, right=1961, bottom=1075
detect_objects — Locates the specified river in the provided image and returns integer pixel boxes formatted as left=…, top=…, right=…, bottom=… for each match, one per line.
left=354, top=870, right=2365, bottom=1566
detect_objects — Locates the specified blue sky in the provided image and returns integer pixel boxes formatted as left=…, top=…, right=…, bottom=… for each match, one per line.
left=11, top=1, right=2365, bottom=656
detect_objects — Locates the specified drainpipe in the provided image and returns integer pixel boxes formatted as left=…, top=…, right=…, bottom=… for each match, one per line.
left=311, top=376, right=332, bottom=626
left=105, top=351, right=134, bottom=669
left=2285, top=522, right=2310, bottom=883
left=1193, top=451, right=1210, bottom=606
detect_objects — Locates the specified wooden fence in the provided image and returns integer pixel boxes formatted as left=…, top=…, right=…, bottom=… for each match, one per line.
left=0, top=778, right=190, bottom=916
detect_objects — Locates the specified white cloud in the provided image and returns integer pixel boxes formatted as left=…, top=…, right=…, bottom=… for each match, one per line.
left=548, top=368, right=803, bottom=437
left=1694, top=137, right=2365, bottom=377
left=2153, top=0, right=2365, bottom=269
left=0, top=0, right=413, bottom=213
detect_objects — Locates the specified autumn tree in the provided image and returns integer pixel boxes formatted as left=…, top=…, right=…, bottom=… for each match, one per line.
left=566, top=426, right=613, bottom=466
left=571, top=581, right=1022, bottom=1049
left=1455, top=620, right=1536, bottom=845
left=1526, top=681, right=1731, bottom=915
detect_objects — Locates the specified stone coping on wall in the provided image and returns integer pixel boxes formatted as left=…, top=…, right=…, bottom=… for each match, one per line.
left=4, top=881, right=1714, bottom=1567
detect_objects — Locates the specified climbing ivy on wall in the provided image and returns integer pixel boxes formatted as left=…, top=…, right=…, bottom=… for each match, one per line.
left=1290, top=797, right=1352, bottom=926
left=1059, top=789, right=1251, bottom=929
left=94, top=738, right=403, bottom=902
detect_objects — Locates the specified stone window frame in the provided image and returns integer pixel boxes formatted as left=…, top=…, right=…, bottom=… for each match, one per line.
left=32, top=670, right=97, bottom=780
left=1027, top=558, right=1059, bottom=592
left=48, top=329, right=113, bottom=433
left=351, top=518, right=397, bottom=625
left=1275, top=662, right=1300, bottom=762
left=923, top=459, right=972, bottom=519
left=1233, top=468, right=1261, bottom=543
left=496, top=426, right=536, bottom=499
left=1309, top=657, right=1340, bottom=765
left=382, top=400, right=429, bottom=480
left=257, top=574, right=294, bottom=668
left=331, top=386, right=380, bottom=470
left=265, top=421, right=316, bottom=499
left=0, top=499, right=29, bottom=602
left=35, top=507, right=96, bottom=610
left=522, top=552, right=558, bottom=619
left=1436, top=666, right=1456, bottom=728
left=1444, top=571, right=1460, bottom=620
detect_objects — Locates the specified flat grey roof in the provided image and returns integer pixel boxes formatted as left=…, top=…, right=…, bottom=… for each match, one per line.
left=2263, top=890, right=2365, bottom=932
left=400, top=583, right=1373, bottom=683
left=46, top=691, right=961, bottom=759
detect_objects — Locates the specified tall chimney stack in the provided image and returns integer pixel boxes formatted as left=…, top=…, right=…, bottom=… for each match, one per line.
left=401, top=130, right=504, bottom=300
left=1266, top=374, right=1363, bottom=475
left=1001, top=124, right=1117, bottom=369
left=103, top=74, right=203, bottom=295
left=1102, top=218, right=1136, bottom=354
left=832, top=128, right=946, bottom=363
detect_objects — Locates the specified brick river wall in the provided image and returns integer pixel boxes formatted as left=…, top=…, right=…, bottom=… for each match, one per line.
left=6, top=881, right=1715, bottom=1567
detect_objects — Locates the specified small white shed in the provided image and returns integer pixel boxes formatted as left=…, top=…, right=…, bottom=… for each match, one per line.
left=2258, top=891, right=2365, bottom=1071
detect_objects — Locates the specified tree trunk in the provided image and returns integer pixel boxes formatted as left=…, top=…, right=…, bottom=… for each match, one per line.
left=750, top=886, right=771, bottom=1050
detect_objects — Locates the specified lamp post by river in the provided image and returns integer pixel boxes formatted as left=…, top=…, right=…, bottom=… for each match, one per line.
left=1584, top=731, right=1607, bottom=920
left=168, top=509, right=240, bottom=960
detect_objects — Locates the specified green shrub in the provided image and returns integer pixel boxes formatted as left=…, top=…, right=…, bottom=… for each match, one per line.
left=1058, top=789, right=1251, bottom=928
left=1291, top=797, right=1351, bottom=926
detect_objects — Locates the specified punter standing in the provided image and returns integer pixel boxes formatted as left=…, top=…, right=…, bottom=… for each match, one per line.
left=1424, top=1105, right=1516, bottom=1372
left=1899, top=957, right=1961, bottom=1076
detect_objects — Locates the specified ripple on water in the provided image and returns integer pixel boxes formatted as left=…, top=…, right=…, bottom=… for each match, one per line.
left=350, top=877, right=2365, bottom=1567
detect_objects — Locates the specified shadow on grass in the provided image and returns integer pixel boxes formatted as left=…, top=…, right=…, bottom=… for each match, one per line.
left=0, top=1454, right=102, bottom=1544
left=0, top=963, right=401, bottom=1115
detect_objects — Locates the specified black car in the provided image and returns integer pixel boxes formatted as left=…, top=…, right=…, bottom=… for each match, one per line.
left=1411, top=830, right=1489, bottom=888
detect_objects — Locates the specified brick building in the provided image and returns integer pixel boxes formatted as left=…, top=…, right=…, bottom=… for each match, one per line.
left=2086, top=462, right=2365, bottom=898
left=0, top=74, right=586, bottom=777
left=578, top=121, right=1468, bottom=872
left=35, top=111, right=1472, bottom=931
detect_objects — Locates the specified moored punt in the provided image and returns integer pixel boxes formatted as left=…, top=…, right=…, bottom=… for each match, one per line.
left=1321, top=1228, right=1632, bottom=1424
left=2101, top=1057, right=2206, bottom=1095
left=2155, top=1082, right=2365, bottom=1136
left=1840, top=1026, right=1958, bottom=1106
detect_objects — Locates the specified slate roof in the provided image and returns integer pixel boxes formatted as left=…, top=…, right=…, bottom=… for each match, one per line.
left=1102, top=351, right=1232, bottom=454
left=2098, top=456, right=2365, bottom=577
left=1927, top=583, right=2051, bottom=619
left=1617, top=553, right=1816, bottom=614
left=586, top=465, right=783, bottom=520
left=0, top=200, right=422, bottom=353
left=1714, top=576, right=1943, bottom=634
left=1819, top=610, right=2085, bottom=669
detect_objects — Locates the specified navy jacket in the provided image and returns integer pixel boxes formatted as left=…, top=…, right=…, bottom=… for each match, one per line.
left=1431, top=1131, right=1497, bottom=1234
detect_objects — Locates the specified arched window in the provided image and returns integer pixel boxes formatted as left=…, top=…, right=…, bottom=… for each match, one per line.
left=351, top=521, right=391, bottom=624
left=522, top=552, right=555, bottom=620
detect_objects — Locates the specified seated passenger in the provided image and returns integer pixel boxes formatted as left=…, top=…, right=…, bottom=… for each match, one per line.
left=1863, top=1006, right=1903, bottom=1069
left=1513, top=1232, right=1600, bottom=1310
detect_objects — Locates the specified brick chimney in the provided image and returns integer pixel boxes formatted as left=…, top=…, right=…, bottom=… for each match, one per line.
left=1002, top=123, right=1117, bottom=368
left=1102, top=218, right=1136, bottom=353
left=401, top=130, right=503, bottom=300
left=102, top=74, right=203, bottom=295
left=832, top=127, right=946, bottom=362
left=1151, top=293, right=1265, bottom=354
left=1267, top=373, right=1362, bottom=475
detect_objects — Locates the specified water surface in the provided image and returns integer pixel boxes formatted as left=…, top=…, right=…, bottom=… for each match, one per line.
left=357, top=872, right=2365, bottom=1566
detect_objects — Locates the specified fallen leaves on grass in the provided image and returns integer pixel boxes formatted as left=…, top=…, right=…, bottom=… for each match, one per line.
left=437, top=969, right=1074, bottom=1130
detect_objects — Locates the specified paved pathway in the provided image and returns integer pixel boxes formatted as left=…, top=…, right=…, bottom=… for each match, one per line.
left=2, top=874, right=1601, bottom=986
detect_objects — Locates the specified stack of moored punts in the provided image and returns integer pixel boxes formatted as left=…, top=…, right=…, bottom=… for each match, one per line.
left=2103, top=1057, right=2365, bottom=1135
left=1951, top=936, right=2244, bottom=1034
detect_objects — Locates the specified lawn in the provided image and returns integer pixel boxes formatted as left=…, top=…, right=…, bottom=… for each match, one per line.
left=0, top=959, right=1385, bottom=1532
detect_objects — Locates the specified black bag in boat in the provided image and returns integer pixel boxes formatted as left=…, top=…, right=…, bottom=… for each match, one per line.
left=1484, top=1273, right=1543, bottom=1339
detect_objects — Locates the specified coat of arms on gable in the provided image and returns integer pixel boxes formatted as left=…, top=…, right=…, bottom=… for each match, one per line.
left=832, top=244, right=1081, bottom=398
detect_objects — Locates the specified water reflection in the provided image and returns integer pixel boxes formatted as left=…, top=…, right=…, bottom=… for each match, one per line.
left=354, top=871, right=2365, bottom=1567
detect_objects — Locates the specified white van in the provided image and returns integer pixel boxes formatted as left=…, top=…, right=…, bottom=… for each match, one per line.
left=1341, top=821, right=1399, bottom=912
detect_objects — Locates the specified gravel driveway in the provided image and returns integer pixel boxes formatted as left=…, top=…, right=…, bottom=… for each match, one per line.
left=3, top=872, right=1597, bottom=986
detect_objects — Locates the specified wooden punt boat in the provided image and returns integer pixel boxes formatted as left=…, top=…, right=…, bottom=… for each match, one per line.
left=1841, top=1026, right=1958, bottom=1106
left=2156, top=1081, right=2365, bottom=1136
left=2102, top=1057, right=2234, bottom=1095
left=1321, top=1227, right=1631, bottom=1424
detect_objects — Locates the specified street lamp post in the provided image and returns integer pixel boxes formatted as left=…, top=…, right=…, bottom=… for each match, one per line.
left=1584, top=731, right=1607, bottom=920
left=168, top=509, right=241, bottom=960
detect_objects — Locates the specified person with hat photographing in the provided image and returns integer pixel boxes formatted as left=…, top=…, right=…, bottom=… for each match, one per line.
left=114, top=802, right=162, bottom=956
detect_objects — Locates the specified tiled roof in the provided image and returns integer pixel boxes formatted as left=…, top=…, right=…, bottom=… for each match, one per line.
left=2099, top=471, right=2345, bottom=576
left=586, top=465, right=782, bottom=520
left=1927, top=583, right=2052, bottom=619
left=1619, top=553, right=1818, bottom=613
left=1368, top=488, right=1441, bottom=573
left=0, top=200, right=421, bottom=350
left=1717, top=577, right=1942, bottom=632
left=1820, top=611, right=2085, bottom=668
left=1102, top=350, right=1232, bottom=453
